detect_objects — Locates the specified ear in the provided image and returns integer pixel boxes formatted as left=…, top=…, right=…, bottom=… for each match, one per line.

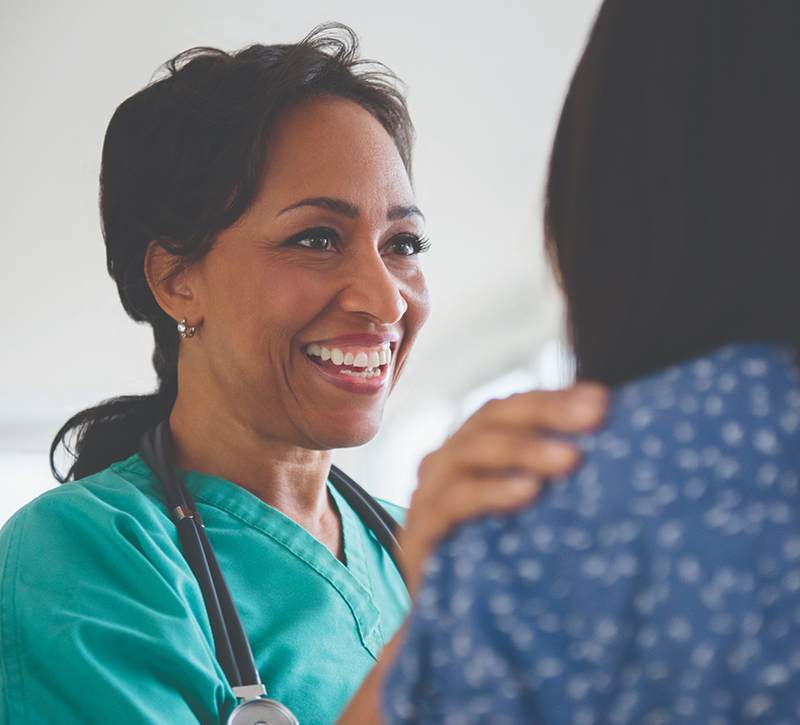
left=144, top=240, right=202, bottom=325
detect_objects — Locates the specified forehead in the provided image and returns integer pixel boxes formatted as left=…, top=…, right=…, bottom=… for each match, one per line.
left=258, top=97, right=414, bottom=210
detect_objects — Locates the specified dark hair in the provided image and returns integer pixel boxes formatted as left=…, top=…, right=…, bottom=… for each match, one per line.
left=51, top=23, right=414, bottom=482
left=545, top=0, right=800, bottom=386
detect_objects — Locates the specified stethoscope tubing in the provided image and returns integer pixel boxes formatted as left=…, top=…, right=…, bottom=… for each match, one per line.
left=139, top=420, right=406, bottom=706
left=140, top=421, right=260, bottom=689
left=326, top=465, right=406, bottom=584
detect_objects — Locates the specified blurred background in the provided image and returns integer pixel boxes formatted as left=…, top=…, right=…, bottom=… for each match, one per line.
left=0, top=0, right=602, bottom=524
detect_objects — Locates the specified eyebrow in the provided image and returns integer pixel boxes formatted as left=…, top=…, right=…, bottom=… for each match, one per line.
left=279, top=197, right=424, bottom=221
left=388, top=204, right=425, bottom=221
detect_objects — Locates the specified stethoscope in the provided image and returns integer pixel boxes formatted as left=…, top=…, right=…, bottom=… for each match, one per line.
left=140, top=420, right=406, bottom=725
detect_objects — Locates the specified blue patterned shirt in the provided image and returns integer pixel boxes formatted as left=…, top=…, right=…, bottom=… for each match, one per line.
left=385, top=342, right=800, bottom=724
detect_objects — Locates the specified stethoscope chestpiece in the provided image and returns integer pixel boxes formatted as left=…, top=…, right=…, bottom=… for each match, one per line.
left=226, top=697, right=300, bottom=725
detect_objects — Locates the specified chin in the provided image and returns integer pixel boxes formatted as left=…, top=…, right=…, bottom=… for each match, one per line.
left=321, top=429, right=380, bottom=451
left=310, top=416, right=383, bottom=451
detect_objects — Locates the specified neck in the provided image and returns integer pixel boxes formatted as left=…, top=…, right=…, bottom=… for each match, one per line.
left=167, top=395, right=343, bottom=561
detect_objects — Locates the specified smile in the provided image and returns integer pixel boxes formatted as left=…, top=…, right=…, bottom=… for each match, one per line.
left=305, top=342, right=392, bottom=380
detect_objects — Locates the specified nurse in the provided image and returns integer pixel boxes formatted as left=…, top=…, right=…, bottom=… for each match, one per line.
left=0, top=24, right=605, bottom=725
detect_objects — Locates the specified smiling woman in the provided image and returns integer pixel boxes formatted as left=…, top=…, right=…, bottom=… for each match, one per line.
left=151, top=98, right=430, bottom=485
left=154, top=98, right=430, bottom=466
left=0, top=22, right=601, bottom=725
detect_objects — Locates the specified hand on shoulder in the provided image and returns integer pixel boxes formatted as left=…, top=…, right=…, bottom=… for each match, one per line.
left=400, top=382, right=608, bottom=596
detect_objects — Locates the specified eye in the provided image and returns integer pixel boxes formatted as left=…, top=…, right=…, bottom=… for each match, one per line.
left=390, top=233, right=431, bottom=256
left=283, top=226, right=339, bottom=251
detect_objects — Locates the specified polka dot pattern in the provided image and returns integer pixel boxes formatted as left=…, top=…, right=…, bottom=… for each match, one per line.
left=384, top=342, right=800, bottom=724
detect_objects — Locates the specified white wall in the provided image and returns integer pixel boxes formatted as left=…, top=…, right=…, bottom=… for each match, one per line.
left=0, top=0, right=602, bottom=523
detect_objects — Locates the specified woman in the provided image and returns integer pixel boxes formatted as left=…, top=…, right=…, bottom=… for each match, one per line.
left=0, top=25, right=604, bottom=725
left=384, top=1, right=800, bottom=722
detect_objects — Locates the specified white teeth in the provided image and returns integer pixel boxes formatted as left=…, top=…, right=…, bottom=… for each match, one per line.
left=340, top=369, right=382, bottom=379
left=306, top=343, right=392, bottom=370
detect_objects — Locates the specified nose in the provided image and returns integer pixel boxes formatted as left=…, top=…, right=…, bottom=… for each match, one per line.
left=338, top=248, right=408, bottom=324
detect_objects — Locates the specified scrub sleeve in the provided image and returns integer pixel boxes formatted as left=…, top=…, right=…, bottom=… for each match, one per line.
left=0, top=455, right=408, bottom=725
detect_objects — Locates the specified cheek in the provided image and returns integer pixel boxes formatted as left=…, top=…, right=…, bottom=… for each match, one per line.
left=243, top=269, right=340, bottom=349
left=222, top=258, right=329, bottom=314
left=263, top=269, right=338, bottom=319
left=404, top=272, right=431, bottom=336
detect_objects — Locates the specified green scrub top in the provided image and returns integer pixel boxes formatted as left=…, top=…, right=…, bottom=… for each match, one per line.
left=0, top=454, right=408, bottom=725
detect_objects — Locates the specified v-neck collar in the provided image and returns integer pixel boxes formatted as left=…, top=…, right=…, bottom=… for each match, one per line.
left=176, top=466, right=387, bottom=658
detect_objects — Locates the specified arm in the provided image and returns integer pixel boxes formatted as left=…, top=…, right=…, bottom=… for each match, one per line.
left=335, top=383, right=608, bottom=724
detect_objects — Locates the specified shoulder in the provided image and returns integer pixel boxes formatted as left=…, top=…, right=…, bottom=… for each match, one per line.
left=599, top=340, right=799, bottom=450
left=2, top=453, right=164, bottom=525
left=569, top=340, right=798, bottom=505
left=432, top=341, right=800, bottom=578
left=0, top=455, right=226, bottom=723
left=0, top=453, right=175, bottom=577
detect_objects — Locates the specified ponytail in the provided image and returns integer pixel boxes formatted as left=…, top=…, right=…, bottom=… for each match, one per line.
left=50, top=319, right=179, bottom=482
left=50, top=383, right=176, bottom=483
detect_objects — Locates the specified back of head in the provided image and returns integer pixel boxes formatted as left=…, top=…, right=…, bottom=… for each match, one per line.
left=52, top=23, right=414, bottom=481
left=546, top=0, right=800, bottom=385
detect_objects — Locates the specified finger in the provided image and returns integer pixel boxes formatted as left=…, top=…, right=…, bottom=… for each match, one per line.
left=458, top=382, right=608, bottom=435
left=432, top=432, right=581, bottom=478
left=534, top=382, right=609, bottom=431
left=412, top=462, right=544, bottom=512
left=435, top=474, right=544, bottom=517
left=410, top=473, right=541, bottom=519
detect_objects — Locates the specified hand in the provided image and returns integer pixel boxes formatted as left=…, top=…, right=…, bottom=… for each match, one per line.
left=399, top=382, right=608, bottom=597
left=335, top=385, right=607, bottom=725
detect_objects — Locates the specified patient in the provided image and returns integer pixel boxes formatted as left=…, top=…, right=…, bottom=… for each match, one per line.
left=383, top=0, right=800, bottom=722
